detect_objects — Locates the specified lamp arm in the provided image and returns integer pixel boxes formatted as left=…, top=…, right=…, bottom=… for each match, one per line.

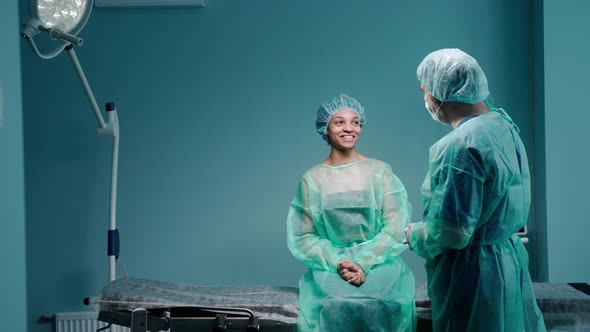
left=21, top=18, right=75, bottom=60
left=108, top=110, right=119, bottom=282
left=23, top=34, right=68, bottom=60
left=64, top=45, right=107, bottom=129
left=64, top=44, right=120, bottom=281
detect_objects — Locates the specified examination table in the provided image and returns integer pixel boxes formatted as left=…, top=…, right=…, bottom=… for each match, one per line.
left=86, top=277, right=590, bottom=331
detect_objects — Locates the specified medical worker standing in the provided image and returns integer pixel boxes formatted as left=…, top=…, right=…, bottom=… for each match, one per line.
left=404, top=48, right=546, bottom=332
left=287, top=94, right=416, bottom=332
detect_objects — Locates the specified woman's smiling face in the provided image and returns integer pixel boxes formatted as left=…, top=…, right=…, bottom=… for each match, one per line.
left=326, top=109, right=361, bottom=149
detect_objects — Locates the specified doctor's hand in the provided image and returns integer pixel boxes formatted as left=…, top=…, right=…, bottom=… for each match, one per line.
left=403, top=224, right=413, bottom=245
left=337, top=259, right=365, bottom=286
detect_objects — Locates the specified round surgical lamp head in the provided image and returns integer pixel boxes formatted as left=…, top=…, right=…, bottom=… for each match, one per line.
left=31, top=0, right=92, bottom=34
left=22, top=0, right=94, bottom=58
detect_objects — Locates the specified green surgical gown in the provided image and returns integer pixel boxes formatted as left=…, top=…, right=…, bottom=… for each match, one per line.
left=408, top=111, right=546, bottom=331
left=287, top=159, right=416, bottom=332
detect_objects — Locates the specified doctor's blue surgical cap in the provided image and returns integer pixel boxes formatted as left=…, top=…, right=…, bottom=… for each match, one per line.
left=316, top=94, right=366, bottom=143
left=417, top=48, right=490, bottom=104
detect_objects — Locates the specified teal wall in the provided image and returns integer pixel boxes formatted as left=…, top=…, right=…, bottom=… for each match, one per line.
left=19, top=0, right=536, bottom=330
left=0, top=0, right=27, bottom=331
left=542, top=0, right=590, bottom=282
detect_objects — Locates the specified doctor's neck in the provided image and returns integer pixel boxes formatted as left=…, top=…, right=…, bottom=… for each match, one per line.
left=444, top=101, right=490, bottom=128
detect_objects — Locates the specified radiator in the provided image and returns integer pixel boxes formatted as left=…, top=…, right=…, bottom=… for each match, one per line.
left=55, top=311, right=130, bottom=332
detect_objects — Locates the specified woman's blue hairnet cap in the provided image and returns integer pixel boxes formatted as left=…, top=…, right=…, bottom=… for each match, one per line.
left=417, top=48, right=489, bottom=104
left=316, top=94, right=366, bottom=142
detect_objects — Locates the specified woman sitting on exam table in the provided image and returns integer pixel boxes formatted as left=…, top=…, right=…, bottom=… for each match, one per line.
left=287, top=94, right=416, bottom=332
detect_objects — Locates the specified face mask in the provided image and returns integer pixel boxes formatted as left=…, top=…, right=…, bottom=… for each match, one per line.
left=424, top=96, right=444, bottom=124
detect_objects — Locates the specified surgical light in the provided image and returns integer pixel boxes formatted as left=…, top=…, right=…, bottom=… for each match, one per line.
left=21, top=0, right=120, bottom=282
left=21, top=0, right=93, bottom=58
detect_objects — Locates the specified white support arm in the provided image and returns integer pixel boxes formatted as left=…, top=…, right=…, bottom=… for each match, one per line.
left=65, top=46, right=107, bottom=129
left=65, top=45, right=120, bottom=282
left=107, top=106, right=120, bottom=282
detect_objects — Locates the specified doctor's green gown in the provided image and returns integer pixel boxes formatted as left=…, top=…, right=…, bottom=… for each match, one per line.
left=408, top=111, right=546, bottom=332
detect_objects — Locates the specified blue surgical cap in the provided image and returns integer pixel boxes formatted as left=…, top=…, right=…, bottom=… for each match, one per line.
left=316, top=94, right=366, bottom=143
left=417, top=48, right=489, bottom=104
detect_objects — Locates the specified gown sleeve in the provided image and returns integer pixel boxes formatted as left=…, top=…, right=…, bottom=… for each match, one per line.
left=352, top=165, right=411, bottom=273
left=287, top=177, right=345, bottom=272
left=409, top=145, right=485, bottom=260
